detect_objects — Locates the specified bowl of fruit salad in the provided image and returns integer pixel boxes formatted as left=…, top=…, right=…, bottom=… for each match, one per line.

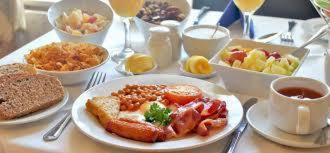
left=48, top=0, right=113, bottom=45
left=209, top=39, right=309, bottom=97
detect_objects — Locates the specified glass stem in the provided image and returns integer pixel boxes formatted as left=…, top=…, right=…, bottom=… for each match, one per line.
left=123, top=17, right=131, bottom=52
left=243, top=13, right=252, bottom=39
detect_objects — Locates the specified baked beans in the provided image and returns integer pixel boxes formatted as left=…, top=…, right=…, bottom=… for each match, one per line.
left=111, top=84, right=167, bottom=111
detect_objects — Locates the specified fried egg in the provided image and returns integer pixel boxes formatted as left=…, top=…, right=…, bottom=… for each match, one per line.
left=118, top=101, right=166, bottom=122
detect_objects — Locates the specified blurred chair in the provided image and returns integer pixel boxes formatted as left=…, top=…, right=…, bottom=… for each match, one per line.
left=193, top=0, right=319, bottom=20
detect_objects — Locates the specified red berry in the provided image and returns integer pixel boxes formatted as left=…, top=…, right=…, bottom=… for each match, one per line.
left=260, top=49, right=270, bottom=58
left=269, top=52, right=281, bottom=59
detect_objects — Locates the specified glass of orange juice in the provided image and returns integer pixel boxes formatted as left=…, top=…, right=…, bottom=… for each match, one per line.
left=233, top=0, right=265, bottom=39
left=109, top=0, right=144, bottom=63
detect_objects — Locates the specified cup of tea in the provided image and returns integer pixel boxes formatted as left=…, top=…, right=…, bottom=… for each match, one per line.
left=269, top=77, right=330, bottom=135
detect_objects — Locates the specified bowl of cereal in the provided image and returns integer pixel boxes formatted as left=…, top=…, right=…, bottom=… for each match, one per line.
left=25, top=42, right=109, bottom=85
left=48, top=0, right=113, bottom=45
left=134, top=0, right=191, bottom=39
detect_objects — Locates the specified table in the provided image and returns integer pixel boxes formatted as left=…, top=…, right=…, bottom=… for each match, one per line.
left=0, top=9, right=329, bottom=153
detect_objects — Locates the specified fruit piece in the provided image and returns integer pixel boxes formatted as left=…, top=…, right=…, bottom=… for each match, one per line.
left=249, top=50, right=267, bottom=61
left=271, top=64, right=288, bottom=75
left=279, top=58, right=290, bottom=70
left=229, top=51, right=247, bottom=63
left=232, top=60, right=242, bottom=68
left=269, top=52, right=281, bottom=59
left=260, top=49, right=270, bottom=58
left=220, top=51, right=232, bottom=62
left=255, top=59, right=266, bottom=72
left=262, top=66, right=272, bottom=74
left=265, top=56, right=276, bottom=67
left=164, top=85, right=203, bottom=105
left=241, top=56, right=254, bottom=69
left=187, top=56, right=213, bottom=74
left=286, top=54, right=300, bottom=68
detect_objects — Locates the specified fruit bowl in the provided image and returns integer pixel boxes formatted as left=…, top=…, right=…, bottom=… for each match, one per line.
left=209, top=39, right=309, bottom=97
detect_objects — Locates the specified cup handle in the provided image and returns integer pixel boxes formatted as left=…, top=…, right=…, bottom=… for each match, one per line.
left=296, top=105, right=310, bottom=134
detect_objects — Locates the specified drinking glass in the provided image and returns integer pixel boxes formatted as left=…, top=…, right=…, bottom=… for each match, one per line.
left=108, top=0, right=144, bottom=63
left=310, top=0, right=330, bottom=25
left=233, top=0, right=265, bottom=39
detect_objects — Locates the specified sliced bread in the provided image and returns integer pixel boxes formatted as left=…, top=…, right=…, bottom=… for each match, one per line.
left=0, top=74, right=64, bottom=120
left=86, top=96, right=120, bottom=127
left=0, top=63, right=36, bottom=77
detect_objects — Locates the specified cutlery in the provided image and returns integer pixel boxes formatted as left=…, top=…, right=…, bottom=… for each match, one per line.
left=193, top=6, right=210, bottom=25
left=280, top=21, right=297, bottom=42
left=222, top=98, right=258, bottom=153
left=314, top=117, right=330, bottom=145
left=291, top=25, right=329, bottom=57
left=255, top=32, right=281, bottom=43
left=43, top=71, right=107, bottom=141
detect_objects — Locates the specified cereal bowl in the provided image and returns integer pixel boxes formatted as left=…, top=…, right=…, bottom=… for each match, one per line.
left=134, top=0, right=191, bottom=39
left=209, top=39, right=309, bottom=97
left=25, top=42, right=109, bottom=85
left=48, top=0, right=113, bottom=45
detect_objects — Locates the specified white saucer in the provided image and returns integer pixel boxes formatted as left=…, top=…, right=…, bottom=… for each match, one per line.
left=246, top=102, right=330, bottom=148
left=178, top=59, right=217, bottom=79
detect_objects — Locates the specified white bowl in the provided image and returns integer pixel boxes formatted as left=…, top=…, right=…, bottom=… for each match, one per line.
left=209, top=39, right=309, bottom=97
left=134, top=0, right=191, bottom=39
left=28, top=43, right=109, bottom=85
left=182, top=25, right=231, bottom=59
left=48, top=0, right=113, bottom=45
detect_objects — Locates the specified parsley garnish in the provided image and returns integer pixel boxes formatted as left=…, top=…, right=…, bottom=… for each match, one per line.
left=144, top=103, right=172, bottom=126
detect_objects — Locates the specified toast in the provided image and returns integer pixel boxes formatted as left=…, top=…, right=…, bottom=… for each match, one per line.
left=86, top=96, right=120, bottom=127
left=0, top=63, right=36, bottom=77
left=0, top=74, right=64, bottom=120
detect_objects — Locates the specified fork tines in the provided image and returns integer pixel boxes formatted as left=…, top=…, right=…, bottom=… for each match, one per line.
left=85, top=72, right=107, bottom=91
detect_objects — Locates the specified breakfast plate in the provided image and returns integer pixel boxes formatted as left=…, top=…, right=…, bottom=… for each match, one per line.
left=71, top=74, right=243, bottom=152
left=0, top=89, right=69, bottom=126
left=246, top=102, right=330, bottom=148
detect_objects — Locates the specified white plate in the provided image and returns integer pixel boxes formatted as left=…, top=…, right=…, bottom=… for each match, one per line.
left=247, top=102, right=330, bottom=148
left=0, top=89, right=69, bottom=126
left=178, top=59, right=217, bottom=79
left=71, top=74, right=243, bottom=152
left=301, top=18, right=327, bottom=40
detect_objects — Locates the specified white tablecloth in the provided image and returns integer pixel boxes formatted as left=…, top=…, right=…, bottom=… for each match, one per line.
left=0, top=9, right=329, bottom=153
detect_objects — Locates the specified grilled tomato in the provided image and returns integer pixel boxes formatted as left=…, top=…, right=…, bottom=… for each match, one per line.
left=164, top=85, right=203, bottom=105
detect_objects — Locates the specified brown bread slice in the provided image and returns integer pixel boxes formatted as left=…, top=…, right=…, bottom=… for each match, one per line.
left=0, top=63, right=36, bottom=77
left=86, top=96, right=120, bottom=127
left=0, top=74, right=64, bottom=120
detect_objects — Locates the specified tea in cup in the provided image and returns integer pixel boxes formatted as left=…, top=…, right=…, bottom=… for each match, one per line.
left=269, top=77, right=330, bottom=135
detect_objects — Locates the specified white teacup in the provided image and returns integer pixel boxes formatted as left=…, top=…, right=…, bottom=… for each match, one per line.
left=269, top=77, right=330, bottom=135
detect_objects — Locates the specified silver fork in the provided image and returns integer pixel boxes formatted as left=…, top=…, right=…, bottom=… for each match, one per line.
left=43, top=71, right=107, bottom=141
left=280, top=21, right=297, bottom=43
